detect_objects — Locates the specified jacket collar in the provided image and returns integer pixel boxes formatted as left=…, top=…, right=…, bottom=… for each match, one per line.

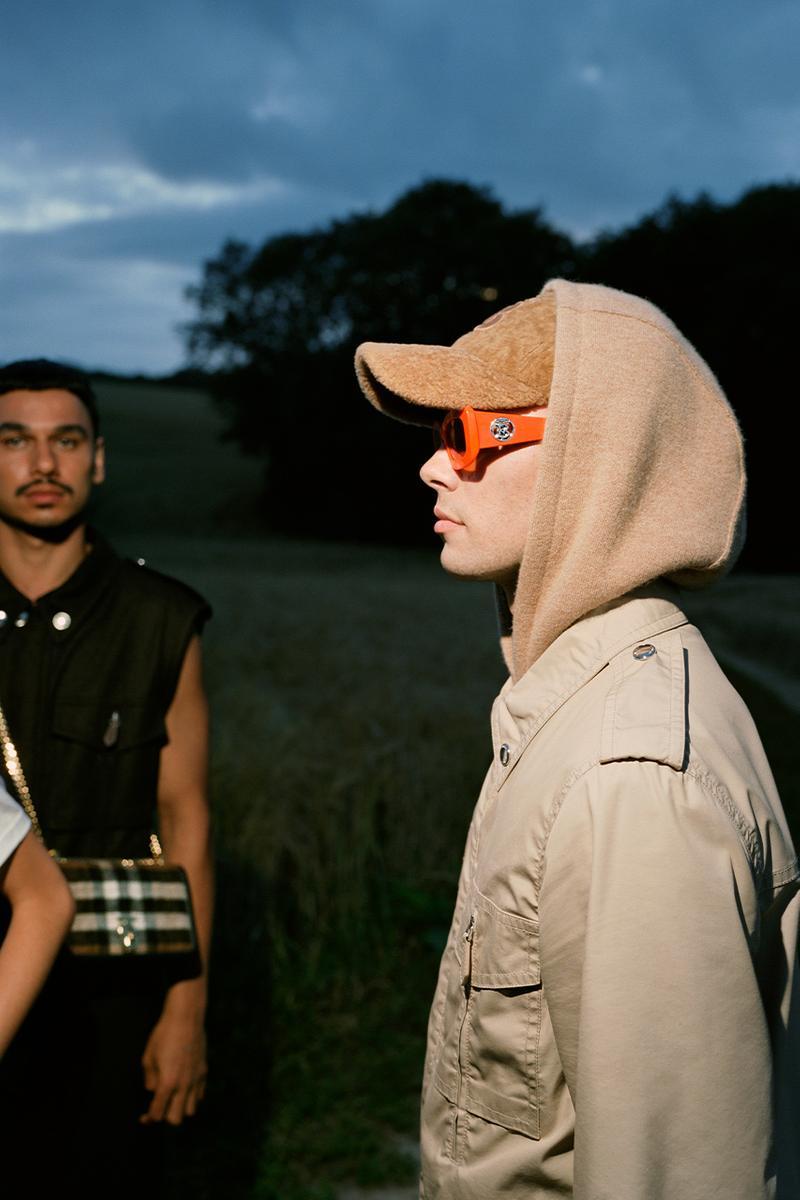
left=0, top=528, right=121, bottom=642
left=491, top=585, right=689, bottom=774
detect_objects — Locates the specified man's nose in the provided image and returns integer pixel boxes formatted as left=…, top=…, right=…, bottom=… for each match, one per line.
left=420, top=447, right=458, bottom=490
left=31, top=439, right=57, bottom=475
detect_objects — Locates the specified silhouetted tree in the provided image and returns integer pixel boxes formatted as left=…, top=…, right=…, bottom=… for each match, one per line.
left=185, top=178, right=799, bottom=568
left=185, top=180, right=574, bottom=541
left=577, top=184, right=800, bottom=571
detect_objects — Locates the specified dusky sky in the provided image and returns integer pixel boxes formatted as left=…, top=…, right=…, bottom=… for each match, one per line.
left=2, top=0, right=797, bottom=373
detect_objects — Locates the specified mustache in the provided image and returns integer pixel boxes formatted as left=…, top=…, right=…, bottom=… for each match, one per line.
left=15, top=478, right=74, bottom=497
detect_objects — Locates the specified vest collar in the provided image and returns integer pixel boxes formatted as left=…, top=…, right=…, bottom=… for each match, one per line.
left=0, top=528, right=120, bottom=640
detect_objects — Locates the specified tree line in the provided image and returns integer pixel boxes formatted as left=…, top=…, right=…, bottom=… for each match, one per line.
left=184, top=179, right=799, bottom=571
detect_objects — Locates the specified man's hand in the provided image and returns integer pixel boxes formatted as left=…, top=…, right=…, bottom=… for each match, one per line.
left=144, top=635, right=213, bottom=1127
left=140, top=984, right=207, bottom=1125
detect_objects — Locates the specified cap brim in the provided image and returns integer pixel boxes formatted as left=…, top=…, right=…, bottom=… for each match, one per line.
left=354, top=341, right=538, bottom=426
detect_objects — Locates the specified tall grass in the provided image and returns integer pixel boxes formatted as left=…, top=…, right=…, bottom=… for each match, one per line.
left=121, top=534, right=505, bottom=1197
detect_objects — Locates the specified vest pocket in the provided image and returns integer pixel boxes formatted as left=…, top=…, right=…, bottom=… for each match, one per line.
left=45, top=700, right=167, bottom=841
left=52, top=700, right=167, bottom=752
left=461, top=891, right=542, bottom=1139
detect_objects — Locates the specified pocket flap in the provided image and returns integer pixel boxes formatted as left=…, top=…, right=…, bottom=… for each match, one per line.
left=471, top=892, right=540, bottom=989
left=53, top=701, right=167, bottom=751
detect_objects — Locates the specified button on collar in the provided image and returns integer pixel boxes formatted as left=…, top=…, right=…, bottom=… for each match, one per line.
left=14, top=611, right=29, bottom=628
left=52, top=611, right=72, bottom=632
left=499, top=743, right=510, bottom=766
left=632, top=643, right=656, bottom=660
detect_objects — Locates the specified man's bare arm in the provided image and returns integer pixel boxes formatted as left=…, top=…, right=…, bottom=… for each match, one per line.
left=140, top=634, right=213, bottom=1125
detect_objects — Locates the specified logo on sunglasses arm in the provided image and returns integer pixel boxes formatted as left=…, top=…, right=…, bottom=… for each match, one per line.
left=489, top=417, right=515, bottom=443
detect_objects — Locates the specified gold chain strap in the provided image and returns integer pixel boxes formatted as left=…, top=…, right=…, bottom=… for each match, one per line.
left=0, top=699, right=44, bottom=842
left=0, top=699, right=162, bottom=861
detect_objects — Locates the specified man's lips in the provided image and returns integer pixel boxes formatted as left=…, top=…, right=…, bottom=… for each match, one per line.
left=434, top=505, right=464, bottom=533
left=19, top=484, right=71, bottom=503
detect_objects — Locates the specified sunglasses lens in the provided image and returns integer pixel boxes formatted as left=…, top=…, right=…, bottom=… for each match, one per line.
left=436, top=412, right=470, bottom=467
left=447, top=415, right=466, bottom=454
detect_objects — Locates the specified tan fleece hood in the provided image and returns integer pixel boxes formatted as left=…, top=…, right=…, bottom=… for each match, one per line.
left=355, top=279, right=747, bottom=680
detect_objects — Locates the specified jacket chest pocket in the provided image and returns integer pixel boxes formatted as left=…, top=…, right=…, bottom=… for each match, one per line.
left=52, top=700, right=167, bottom=753
left=435, top=891, right=542, bottom=1140
left=45, top=699, right=167, bottom=835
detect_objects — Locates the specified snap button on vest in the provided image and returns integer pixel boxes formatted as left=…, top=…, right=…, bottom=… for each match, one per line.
left=499, top=743, right=510, bottom=765
left=52, top=611, right=72, bottom=631
left=632, top=643, right=656, bottom=660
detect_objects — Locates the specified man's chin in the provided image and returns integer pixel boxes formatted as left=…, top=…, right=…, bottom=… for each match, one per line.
left=0, top=508, right=87, bottom=543
left=439, top=546, right=498, bottom=583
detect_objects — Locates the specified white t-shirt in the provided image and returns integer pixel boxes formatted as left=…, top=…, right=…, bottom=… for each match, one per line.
left=0, top=777, right=30, bottom=870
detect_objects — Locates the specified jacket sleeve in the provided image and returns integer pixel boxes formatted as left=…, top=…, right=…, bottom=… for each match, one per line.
left=538, top=760, right=773, bottom=1200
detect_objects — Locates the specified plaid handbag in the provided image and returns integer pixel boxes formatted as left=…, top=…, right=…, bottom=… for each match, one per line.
left=58, top=851, right=197, bottom=957
left=0, top=699, right=198, bottom=960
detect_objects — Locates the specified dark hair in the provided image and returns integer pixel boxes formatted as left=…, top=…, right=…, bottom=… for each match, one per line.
left=0, top=359, right=100, bottom=436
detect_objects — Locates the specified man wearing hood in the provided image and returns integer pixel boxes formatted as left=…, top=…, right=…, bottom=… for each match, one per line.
left=354, top=280, right=799, bottom=1200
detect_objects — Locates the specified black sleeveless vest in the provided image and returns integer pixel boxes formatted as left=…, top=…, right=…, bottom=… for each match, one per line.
left=0, top=533, right=210, bottom=858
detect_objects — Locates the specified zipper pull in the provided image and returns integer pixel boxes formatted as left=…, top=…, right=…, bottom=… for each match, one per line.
left=462, top=913, right=475, bottom=990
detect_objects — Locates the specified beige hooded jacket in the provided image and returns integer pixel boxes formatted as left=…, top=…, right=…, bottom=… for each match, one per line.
left=356, top=280, right=799, bottom=1199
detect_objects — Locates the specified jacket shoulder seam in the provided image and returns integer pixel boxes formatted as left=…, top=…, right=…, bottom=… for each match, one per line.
left=535, top=759, right=599, bottom=893
left=536, top=757, right=766, bottom=893
left=684, top=761, right=764, bottom=879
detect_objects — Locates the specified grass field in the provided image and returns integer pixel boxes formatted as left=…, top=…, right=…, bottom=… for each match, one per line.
left=90, top=380, right=799, bottom=1198
left=111, top=533, right=507, bottom=1197
left=91, top=378, right=267, bottom=537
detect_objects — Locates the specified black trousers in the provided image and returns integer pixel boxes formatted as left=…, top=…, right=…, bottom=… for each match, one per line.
left=0, top=954, right=170, bottom=1198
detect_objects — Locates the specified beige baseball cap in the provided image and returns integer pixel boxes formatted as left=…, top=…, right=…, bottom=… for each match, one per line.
left=354, top=288, right=555, bottom=425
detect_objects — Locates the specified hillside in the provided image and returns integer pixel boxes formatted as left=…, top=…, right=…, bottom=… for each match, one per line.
left=90, top=378, right=265, bottom=540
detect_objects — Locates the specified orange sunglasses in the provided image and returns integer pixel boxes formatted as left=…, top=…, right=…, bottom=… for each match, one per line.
left=434, top=406, right=547, bottom=471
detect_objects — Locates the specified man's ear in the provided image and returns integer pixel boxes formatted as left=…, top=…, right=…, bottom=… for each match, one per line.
left=92, top=436, right=106, bottom=485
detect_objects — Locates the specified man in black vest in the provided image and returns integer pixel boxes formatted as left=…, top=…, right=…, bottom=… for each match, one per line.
left=0, top=360, right=213, bottom=1196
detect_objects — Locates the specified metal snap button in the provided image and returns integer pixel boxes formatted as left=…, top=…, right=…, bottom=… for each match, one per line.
left=499, top=743, right=510, bottom=766
left=14, top=611, right=29, bottom=628
left=52, top=611, right=72, bottom=631
left=0, top=610, right=6, bottom=626
left=632, top=643, right=656, bottom=660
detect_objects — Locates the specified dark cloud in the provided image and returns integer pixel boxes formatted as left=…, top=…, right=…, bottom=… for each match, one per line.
left=130, top=104, right=283, bottom=186
left=1, top=0, right=798, bottom=370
